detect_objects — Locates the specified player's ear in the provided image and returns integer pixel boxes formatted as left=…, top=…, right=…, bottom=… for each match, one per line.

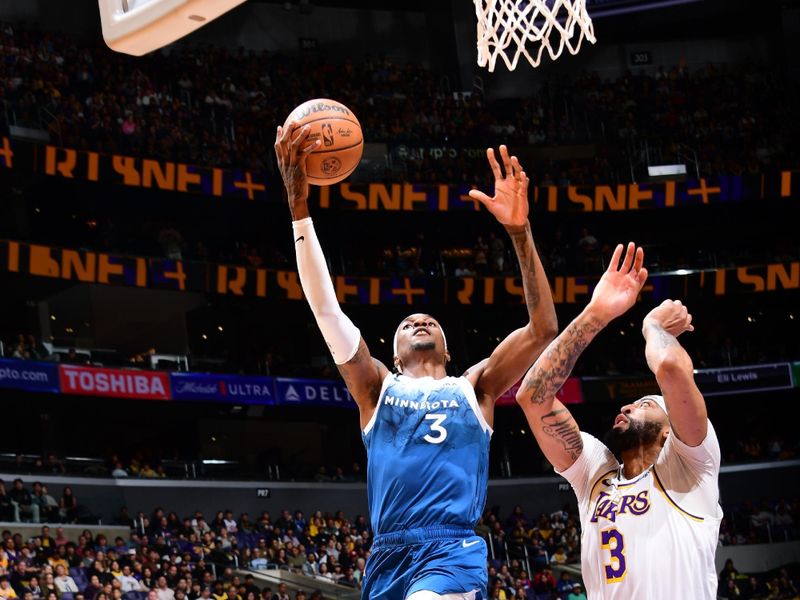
left=393, top=357, right=403, bottom=374
left=444, top=350, right=451, bottom=364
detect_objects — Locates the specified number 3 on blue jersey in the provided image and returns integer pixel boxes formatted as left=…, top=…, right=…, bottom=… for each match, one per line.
left=423, top=413, right=448, bottom=444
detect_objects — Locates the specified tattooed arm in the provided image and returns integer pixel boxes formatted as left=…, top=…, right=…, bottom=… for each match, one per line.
left=465, top=146, right=558, bottom=406
left=516, top=243, right=649, bottom=471
left=643, top=300, right=707, bottom=446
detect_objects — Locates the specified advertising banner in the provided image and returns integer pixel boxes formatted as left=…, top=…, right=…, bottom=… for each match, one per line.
left=0, top=358, right=60, bottom=394
left=2, top=239, right=798, bottom=306
left=274, top=377, right=355, bottom=407
left=170, top=372, right=275, bottom=404
left=59, top=365, right=170, bottom=400
left=694, top=363, right=794, bottom=396
left=3, top=137, right=798, bottom=210
left=495, top=377, right=584, bottom=406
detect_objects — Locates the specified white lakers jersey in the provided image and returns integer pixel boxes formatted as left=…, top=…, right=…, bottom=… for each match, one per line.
left=558, top=421, right=722, bottom=600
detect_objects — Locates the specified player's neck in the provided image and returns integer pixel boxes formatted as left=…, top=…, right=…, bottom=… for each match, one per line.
left=399, top=358, right=447, bottom=379
left=619, top=444, right=661, bottom=479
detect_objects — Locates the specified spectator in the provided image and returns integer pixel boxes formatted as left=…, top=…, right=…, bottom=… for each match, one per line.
left=473, top=235, right=489, bottom=275
left=272, top=584, right=289, bottom=600
left=550, top=546, right=568, bottom=565
left=720, top=577, right=743, bottom=599
left=48, top=547, right=69, bottom=572
left=9, top=481, right=39, bottom=524
left=53, top=567, right=78, bottom=593
left=110, top=464, right=128, bottom=478
left=222, top=512, right=237, bottom=534
left=32, top=491, right=56, bottom=525
left=155, top=577, right=175, bottom=600
left=0, top=577, right=18, bottom=600
left=0, top=484, right=15, bottom=522
left=83, top=575, right=102, bottom=600
left=61, top=349, right=88, bottom=366
left=488, top=232, right=506, bottom=273
left=115, top=566, right=139, bottom=593
left=139, top=569, right=155, bottom=592
left=58, top=488, right=78, bottom=523
left=312, top=468, right=330, bottom=484
left=138, top=465, right=158, bottom=479
left=453, top=260, right=474, bottom=277
left=739, top=575, right=767, bottom=598
left=40, top=574, right=57, bottom=599
left=719, top=558, right=740, bottom=582
left=531, top=566, right=555, bottom=600
left=567, top=583, right=587, bottom=600
left=23, top=576, right=44, bottom=600
left=556, top=572, right=575, bottom=596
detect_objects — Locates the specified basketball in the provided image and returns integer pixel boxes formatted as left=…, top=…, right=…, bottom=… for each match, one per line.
left=283, top=98, right=363, bottom=185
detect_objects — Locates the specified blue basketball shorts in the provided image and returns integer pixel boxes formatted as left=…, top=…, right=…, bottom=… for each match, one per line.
left=361, top=526, right=487, bottom=600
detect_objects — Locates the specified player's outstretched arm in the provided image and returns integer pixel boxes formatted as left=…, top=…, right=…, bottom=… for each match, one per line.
left=275, top=123, right=389, bottom=427
left=466, top=146, right=558, bottom=403
left=516, top=243, right=648, bottom=471
left=642, top=300, right=707, bottom=446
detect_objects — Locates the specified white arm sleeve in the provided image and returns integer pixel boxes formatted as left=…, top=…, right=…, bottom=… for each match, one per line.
left=292, top=217, right=360, bottom=364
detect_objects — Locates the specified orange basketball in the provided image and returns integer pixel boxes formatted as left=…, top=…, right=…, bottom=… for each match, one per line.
left=284, top=98, right=363, bottom=186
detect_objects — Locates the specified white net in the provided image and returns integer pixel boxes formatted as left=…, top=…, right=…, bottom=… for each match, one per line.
left=475, top=0, right=596, bottom=72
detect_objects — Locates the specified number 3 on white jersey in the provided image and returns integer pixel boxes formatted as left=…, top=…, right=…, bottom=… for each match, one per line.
left=423, top=413, right=448, bottom=444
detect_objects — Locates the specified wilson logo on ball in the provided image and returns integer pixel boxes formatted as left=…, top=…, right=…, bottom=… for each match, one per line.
left=294, top=101, right=352, bottom=119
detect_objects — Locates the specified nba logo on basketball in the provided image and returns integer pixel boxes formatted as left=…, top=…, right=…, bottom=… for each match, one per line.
left=322, top=123, right=335, bottom=147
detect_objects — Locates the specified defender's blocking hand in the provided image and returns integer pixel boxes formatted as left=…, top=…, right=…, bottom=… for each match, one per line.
left=586, top=242, right=649, bottom=324
left=643, top=299, right=695, bottom=337
left=468, top=145, right=529, bottom=228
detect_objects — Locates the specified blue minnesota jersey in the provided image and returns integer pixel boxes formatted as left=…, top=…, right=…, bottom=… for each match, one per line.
left=362, top=373, right=492, bottom=536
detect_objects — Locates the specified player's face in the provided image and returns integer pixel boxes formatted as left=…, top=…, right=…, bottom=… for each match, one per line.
left=394, top=313, right=444, bottom=356
left=605, top=397, right=667, bottom=454
left=612, top=397, right=666, bottom=431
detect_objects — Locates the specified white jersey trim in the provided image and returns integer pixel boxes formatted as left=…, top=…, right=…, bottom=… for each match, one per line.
left=406, top=591, right=479, bottom=600
left=457, top=376, right=493, bottom=435
left=361, top=373, right=394, bottom=435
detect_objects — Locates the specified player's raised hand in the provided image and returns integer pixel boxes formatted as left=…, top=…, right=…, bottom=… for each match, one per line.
left=643, top=299, right=695, bottom=337
left=274, top=122, right=320, bottom=203
left=587, top=242, right=649, bottom=324
left=468, top=145, right=529, bottom=227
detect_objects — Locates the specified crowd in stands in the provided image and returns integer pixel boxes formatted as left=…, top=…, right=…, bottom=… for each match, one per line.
left=0, top=501, right=587, bottom=600
left=0, top=479, right=83, bottom=525
left=0, top=21, right=797, bottom=186
left=720, top=498, right=799, bottom=546
left=718, top=559, right=799, bottom=599
left=0, top=494, right=798, bottom=600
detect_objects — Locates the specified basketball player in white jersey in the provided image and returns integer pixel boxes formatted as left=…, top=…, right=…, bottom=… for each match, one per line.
left=515, top=243, right=722, bottom=600
left=275, top=123, right=558, bottom=599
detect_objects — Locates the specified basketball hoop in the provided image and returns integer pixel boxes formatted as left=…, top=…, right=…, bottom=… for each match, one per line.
left=474, top=0, right=596, bottom=72
left=98, top=0, right=246, bottom=56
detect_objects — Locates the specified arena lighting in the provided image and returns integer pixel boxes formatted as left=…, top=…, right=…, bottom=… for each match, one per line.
left=98, top=0, right=246, bottom=56
left=656, top=267, right=710, bottom=276
left=647, top=164, right=687, bottom=177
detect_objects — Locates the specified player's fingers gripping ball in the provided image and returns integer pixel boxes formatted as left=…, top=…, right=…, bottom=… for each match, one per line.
left=283, top=98, right=363, bottom=185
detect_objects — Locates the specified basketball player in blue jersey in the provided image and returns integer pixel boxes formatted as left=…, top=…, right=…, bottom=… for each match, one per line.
left=515, top=244, right=722, bottom=599
left=275, top=122, right=557, bottom=599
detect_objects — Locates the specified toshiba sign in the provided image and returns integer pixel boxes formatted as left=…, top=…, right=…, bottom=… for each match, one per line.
left=59, top=365, right=170, bottom=400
